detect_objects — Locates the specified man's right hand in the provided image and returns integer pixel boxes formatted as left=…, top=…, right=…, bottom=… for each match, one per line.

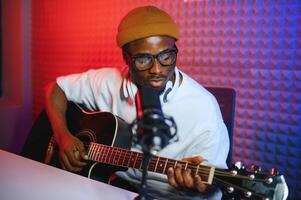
left=56, top=132, right=88, bottom=172
left=45, top=82, right=88, bottom=172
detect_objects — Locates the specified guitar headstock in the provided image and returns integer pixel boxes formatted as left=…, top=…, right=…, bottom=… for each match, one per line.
left=214, top=162, right=289, bottom=200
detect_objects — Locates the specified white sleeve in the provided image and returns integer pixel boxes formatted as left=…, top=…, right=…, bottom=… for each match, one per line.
left=187, top=95, right=230, bottom=169
left=56, top=69, right=112, bottom=111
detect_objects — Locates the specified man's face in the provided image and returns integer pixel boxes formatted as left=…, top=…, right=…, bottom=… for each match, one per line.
left=123, top=36, right=177, bottom=92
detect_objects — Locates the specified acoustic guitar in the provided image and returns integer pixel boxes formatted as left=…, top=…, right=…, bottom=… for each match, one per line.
left=21, top=102, right=288, bottom=200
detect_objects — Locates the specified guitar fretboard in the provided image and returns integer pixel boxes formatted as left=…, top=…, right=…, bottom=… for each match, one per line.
left=87, top=142, right=214, bottom=183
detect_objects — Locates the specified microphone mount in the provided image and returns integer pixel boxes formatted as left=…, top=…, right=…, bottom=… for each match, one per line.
left=131, top=108, right=177, bottom=155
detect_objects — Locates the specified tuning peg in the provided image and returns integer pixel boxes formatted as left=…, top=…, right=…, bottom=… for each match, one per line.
left=233, top=161, right=244, bottom=170
left=229, top=161, right=244, bottom=176
left=270, top=167, right=279, bottom=176
left=265, top=177, right=273, bottom=184
left=226, top=186, right=234, bottom=194
left=244, top=191, right=252, bottom=198
left=251, top=164, right=261, bottom=173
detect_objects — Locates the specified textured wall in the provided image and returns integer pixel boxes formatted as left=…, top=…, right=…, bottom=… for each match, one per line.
left=32, top=0, right=301, bottom=198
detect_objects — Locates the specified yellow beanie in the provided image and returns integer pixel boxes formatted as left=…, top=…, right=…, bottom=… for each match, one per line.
left=116, top=6, right=179, bottom=48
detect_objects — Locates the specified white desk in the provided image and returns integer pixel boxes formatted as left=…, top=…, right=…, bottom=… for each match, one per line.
left=0, top=150, right=137, bottom=200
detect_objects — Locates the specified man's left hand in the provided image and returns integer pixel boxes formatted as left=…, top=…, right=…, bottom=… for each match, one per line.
left=167, top=156, right=207, bottom=192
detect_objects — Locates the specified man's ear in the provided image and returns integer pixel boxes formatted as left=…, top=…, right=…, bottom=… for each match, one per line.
left=122, top=51, right=129, bottom=65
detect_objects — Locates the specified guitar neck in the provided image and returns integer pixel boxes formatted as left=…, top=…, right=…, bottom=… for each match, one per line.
left=88, top=142, right=215, bottom=184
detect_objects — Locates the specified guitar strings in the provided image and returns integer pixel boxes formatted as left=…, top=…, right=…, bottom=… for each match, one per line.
left=87, top=143, right=266, bottom=182
left=85, top=143, right=268, bottom=183
left=88, top=143, right=263, bottom=182
left=88, top=143, right=270, bottom=198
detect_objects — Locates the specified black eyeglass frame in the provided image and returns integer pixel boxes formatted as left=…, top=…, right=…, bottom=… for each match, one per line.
left=125, top=45, right=178, bottom=71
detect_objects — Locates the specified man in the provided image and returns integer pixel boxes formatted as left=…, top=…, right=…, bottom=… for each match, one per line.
left=45, top=6, right=229, bottom=199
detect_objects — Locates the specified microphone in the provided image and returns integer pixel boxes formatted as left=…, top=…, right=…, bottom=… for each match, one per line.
left=132, top=86, right=178, bottom=155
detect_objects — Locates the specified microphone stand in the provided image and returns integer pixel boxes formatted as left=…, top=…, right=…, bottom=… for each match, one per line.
left=133, top=86, right=178, bottom=200
left=133, top=117, right=163, bottom=200
left=134, top=128, right=160, bottom=200
left=135, top=151, right=152, bottom=200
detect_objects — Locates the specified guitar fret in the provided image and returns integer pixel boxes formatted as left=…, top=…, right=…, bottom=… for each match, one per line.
left=184, top=162, right=188, bottom=170
left=148, top=157, right=155, bottom=172
left=121, top=149, right=127, bottom=166
left=97, top=144, right=102, bottom=162
left=133, top=152, right=139, bottom=168
left=129, top=152, right=136, bottom=168
left=87, top=144, right=92, bottom=158
left=154, top=157, right=160, bottom=172
left=111, top=146, right=117, bottom=165
left=117, top=148, right=123, bottom=166
left=127, top=151, right=132, bottom=167
left=109, top=146, right=114, bottom=164
left=114, top=148, right=119, bottom=164
left=116, top=148, right=121, bottom=165
left=94, top=144, right=99, bottom=161
left=155, top=158, right=165, bottom=174
left=91, top=144, right=97, bottom=160
left=103, top=146, right=109, bottom=163
left=108, top=146, right=114, bottom=164
left=113, top=148, right=117, bottom=165
left=195, top=164, right=200, bottom=176
left=91, top=143, right=96, bottom=160
left=96, top=144, right=101, bottom=162
left=122, top=150, right=127, bottom=166
left=208, top=167, right=215, bottom=184
left=93, top=144, right=98, bottom=161
left=102, top=146, right=109, bottom=163
left=107, top=146, right=113, bottom=164
left=133, top=153, right=142, bottom=170
left=97, top=145, right=103, bottom=161
left=115, top=148, right=120, bottom=165
left=110, top=146, right=116, bottom=164
left=174, top=160, right=178, bottom=168
left=89, top=143, right=94, bottom=159
left=163, top=158, right=168, bottom=174
left=100, top=145, right=106, bottom=162
left=188, top=163, right=196, bottom=175
left=101, top=145, right=106, bottom=162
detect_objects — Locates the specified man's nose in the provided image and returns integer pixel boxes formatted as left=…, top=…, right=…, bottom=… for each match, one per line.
left=149, top=59, right=162, bottom=74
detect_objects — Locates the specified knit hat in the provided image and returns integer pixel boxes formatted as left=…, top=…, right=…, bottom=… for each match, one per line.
left=116, top=6, right=179, bottom=48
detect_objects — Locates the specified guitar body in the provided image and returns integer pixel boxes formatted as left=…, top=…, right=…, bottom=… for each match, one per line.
left=21, top=102, right=132, bottom=182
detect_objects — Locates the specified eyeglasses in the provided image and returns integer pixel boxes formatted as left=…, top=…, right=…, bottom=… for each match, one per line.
left=127, top=46, right=178, bottom=71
